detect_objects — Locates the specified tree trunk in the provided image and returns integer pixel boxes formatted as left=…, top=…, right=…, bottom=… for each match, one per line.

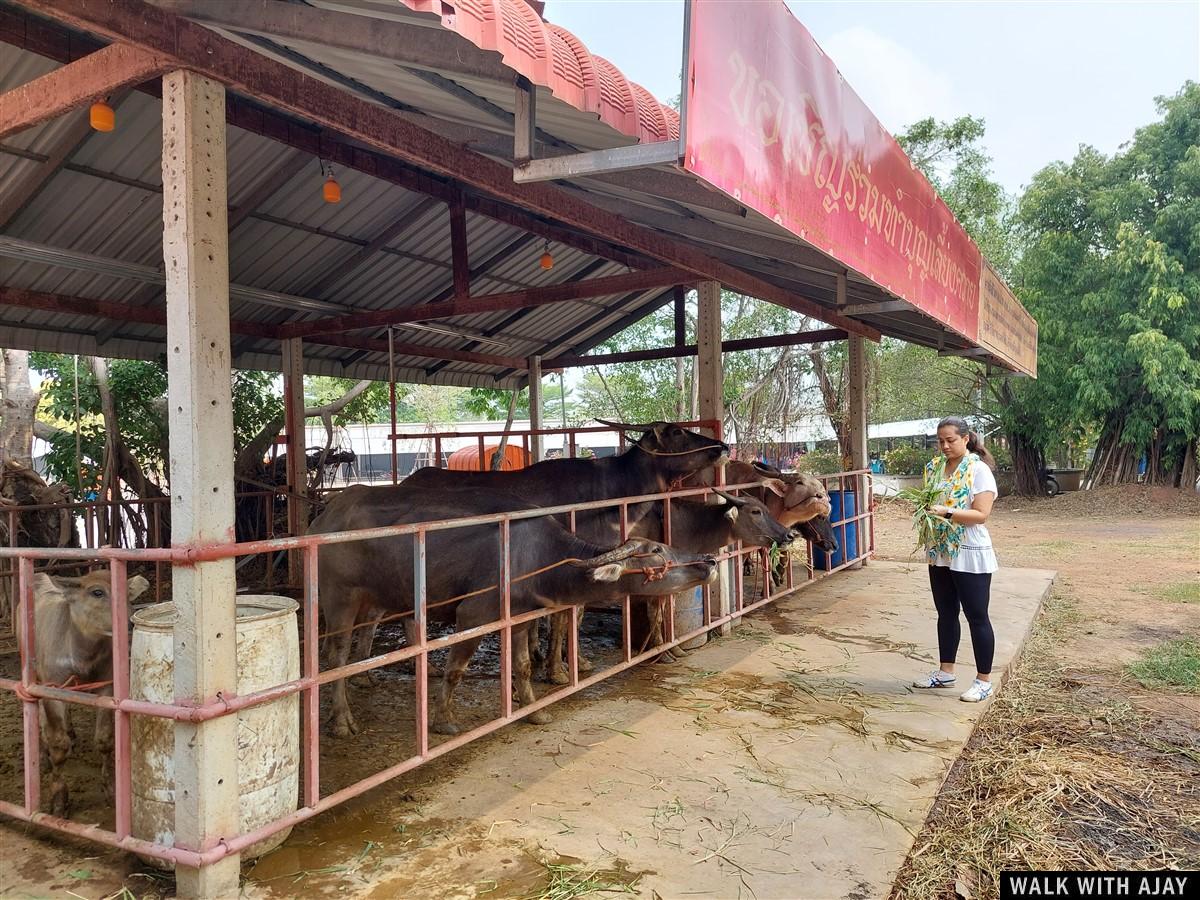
left=1009, top=430, right=1044, bottom=496
left=491, top=388, right=520, bottom=471
left=89, top=357, right=122, bottom=546
left=234, top=379, right=374, bottom=482
left=1178, top=439, right=1198, bottom=491
left=1, top=349, right=39, bottom=469
left=810, top=346, right=849, bottom=458
left=1085, top=415, right=1142, bottom=488
left=675, top=356, right=686, bottom=420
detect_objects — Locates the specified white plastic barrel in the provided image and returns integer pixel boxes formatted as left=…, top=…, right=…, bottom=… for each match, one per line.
left=130, top=595, right=300, bottom=865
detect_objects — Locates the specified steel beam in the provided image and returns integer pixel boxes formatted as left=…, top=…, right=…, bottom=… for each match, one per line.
left=843, top=300, right=910, bottom=316
left=278, top=267, right=691, bottom=339
left=17, top=0, right=879, bottom=340
left=0, top=41, right=169, bottom=139
left=543, top=328, right=846, bottom=369
left=514, top=141, right=682, bottom=183
left=304, top=196, right=440, bottom=299
left=0, top=286, right=527, bottom=368
left=448, top=196, right=470, bottom=299
left=0, top=235, right=349, bottom=315
left=436, top=257, right=613, bottom=379
left=151, top=0, right=515, bottom=85
left=313, top=333, right=526, bottom=370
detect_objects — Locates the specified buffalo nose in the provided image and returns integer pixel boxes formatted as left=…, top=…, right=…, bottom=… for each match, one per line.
left=784, top=529, right=800, bottom=544
left=702, top=554, right=717, bottom=566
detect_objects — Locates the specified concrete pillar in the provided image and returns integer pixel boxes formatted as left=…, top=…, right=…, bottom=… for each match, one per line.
left=527, top=355, right=542, bottom=463
left=696, top=281, right=723, bottom=440
left=161, top=69, right=240, bottom=897
left=694, top=281, right=730, bottom=638
left=848, top=332, right=870, bottom=563
left=282, top=337, right=306, bottom=583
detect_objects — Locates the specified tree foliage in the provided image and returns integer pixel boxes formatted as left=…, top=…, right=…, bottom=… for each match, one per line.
left=1014, top=82, right=1200, bottom=486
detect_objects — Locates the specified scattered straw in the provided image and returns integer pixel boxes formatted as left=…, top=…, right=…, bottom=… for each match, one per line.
left=892, top=593, right=1200, bottom=899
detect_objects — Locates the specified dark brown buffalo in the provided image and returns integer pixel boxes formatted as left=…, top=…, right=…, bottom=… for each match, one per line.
left=542, top=488, right=801, bottom=683
left=309, top=488, right=717, bottom=737
left=342, top=421, right=729, bottom=676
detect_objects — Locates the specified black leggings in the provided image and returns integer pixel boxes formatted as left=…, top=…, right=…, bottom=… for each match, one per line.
left=928, top=566, right=994, bottom=675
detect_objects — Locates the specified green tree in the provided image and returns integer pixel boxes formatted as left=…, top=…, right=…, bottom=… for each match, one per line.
left=1015, top=83, right=1200, bottom=487
left=894, top=115, right=1065, bottom=492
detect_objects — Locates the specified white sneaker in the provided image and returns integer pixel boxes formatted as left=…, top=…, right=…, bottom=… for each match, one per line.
left=913, top=669, right=957, bottom=689
left=960, top=679, right=993, bottom=702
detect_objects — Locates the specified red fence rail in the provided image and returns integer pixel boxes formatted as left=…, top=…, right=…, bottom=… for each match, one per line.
left=0, top=467, right=872, bottom=870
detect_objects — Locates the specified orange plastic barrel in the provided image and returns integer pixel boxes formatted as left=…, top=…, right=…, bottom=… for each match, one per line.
left=446, top=443, right=531, bottom=471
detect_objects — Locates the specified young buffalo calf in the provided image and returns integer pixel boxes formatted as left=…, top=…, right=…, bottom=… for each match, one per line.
left=18, top=570, right=149, bottom=816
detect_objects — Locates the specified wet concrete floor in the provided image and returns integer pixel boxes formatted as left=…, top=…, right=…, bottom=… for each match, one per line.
left=0, top=561, right=1054, bottom=899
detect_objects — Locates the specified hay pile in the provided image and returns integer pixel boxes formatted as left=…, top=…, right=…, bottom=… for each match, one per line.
left=891, top=593, right=1200, bottom=899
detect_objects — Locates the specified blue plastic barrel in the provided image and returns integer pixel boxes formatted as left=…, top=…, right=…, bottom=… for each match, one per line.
left=676, top=585, right=707, bottom=650
left=814, top=490, right=858, bottom=570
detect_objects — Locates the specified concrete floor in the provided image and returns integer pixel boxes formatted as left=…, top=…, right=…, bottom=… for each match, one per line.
left=232, top=560, right=1055, bottom=900
left=0, top=561, right=1054, bottom=899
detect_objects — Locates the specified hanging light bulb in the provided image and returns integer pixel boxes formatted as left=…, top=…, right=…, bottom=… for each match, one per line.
left=539, top=239, right=554, bottom=270
left=89, top=100, right=115, bottom=132
left=323, top=174, right=342, bottom=203
left=319, top=159, right=341, bottom=203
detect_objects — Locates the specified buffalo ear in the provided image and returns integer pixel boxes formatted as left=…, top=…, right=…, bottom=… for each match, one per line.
left=724, top=505, right=739, bottom=522
left=32, top=573, right=62, bottom=595
left=587, top=563, right=624, bottom=583
left=127, top=575, right=150, bottom=601
left=761, top=478, right=787, bottom=497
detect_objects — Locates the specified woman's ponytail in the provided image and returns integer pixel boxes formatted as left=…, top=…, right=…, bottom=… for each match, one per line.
left=966, top=431, right=997, bottom=471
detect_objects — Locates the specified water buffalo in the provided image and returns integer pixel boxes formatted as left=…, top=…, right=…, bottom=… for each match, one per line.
left=338, top=421, right=729, bottom=675
left=541, top=488, right=801, bottom=683
left=18, top=570, right=150, bottom=815
left=310, top=489, right=717, bottom=737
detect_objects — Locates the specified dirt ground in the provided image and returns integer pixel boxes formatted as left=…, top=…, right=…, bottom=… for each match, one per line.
left=0, top=484, right=1196, bottom=899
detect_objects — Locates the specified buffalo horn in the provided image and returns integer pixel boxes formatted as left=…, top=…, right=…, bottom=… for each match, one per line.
left=569, top=541, right=642, bottom=568
left=712, top=489, right=747, bottom=507
left=594, top=418, right=666, bottom=433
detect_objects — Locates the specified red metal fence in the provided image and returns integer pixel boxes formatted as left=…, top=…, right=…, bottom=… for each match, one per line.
left=0, top=466, right=872, bottom=870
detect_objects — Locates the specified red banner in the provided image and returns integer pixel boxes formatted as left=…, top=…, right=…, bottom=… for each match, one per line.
left=684, top=0, right=984, bottom=343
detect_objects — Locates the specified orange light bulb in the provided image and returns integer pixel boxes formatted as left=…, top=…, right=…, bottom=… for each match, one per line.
left=539, top=251, right=554, bottom=270
left=323, top=175, right=341, bottom=203
left=89, top=101, right=115, bottom=132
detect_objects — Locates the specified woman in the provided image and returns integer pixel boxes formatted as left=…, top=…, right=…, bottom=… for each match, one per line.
left=912, top=417, right=999, bottom=702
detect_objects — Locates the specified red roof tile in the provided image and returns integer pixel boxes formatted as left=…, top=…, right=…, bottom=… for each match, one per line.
left=400, top=0, right=680, bottom=143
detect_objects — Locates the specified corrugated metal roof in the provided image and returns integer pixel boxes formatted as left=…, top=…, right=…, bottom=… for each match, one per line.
left=0, top=0, right=997, bottom=390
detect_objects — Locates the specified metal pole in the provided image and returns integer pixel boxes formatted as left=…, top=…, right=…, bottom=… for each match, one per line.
left=388, top=327, right=398, bottom=484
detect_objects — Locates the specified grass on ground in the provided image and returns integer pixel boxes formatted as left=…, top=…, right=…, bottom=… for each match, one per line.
left=1128, top=639, right=1200, bottom=693
left=1158, top=582, right=1200, bottom=604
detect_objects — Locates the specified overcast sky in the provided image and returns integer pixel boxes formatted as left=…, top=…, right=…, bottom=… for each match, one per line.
left=543, top=0, right=1199, bottom=196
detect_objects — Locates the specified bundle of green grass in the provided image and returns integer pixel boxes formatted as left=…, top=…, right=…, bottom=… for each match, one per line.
left=897, top=483, right=947, bottom=554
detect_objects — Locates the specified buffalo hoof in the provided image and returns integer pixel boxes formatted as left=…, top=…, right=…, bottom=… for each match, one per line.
left=431, top=719, right=460, bottom=735
left=328, top=711, right=360, bottom=738
left=49, top=786, right=69, bottom=819
left=577, top=655, right=594, bottom=674
left=547, top=668, right=570, bottom=686
left=349, top=670, right=381, bottom=689
left=527, top=709, right=553, bottom=726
